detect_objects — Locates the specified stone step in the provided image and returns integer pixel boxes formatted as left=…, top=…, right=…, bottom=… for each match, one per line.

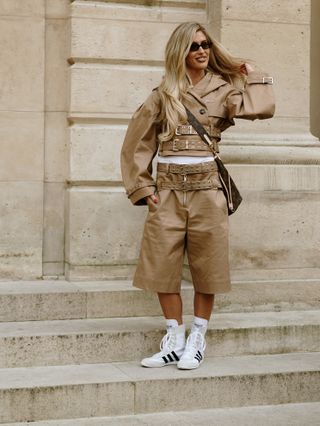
left=4, top=402, right=320, bottom=426
left=0, top=352, right=319, bottom=423
left=0, top=310, right=319, bottom=368
left=1, top=279, right=320, bottom=322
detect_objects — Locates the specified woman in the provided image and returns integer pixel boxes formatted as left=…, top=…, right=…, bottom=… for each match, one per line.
left=121, top=22, right=275, bottom=369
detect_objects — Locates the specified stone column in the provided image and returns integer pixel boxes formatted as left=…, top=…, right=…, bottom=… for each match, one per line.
left=311, top=0, right=320, bottom=138
left=42, top=0, right=69, bottom=277
left=0, top=1, right=45, bottom=278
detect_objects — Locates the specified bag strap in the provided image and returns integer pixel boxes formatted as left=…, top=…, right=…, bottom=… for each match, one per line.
left=185, top=107, right=219, bottom=157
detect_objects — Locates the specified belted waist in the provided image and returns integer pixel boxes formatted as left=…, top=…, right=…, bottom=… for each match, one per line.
left=175, top=124, right=221, bottom=138
left=160, top=139, right=215, bottom=153
left=157, top=161, right=217, bottom=175
left=156, top=161, right=221, bottom=192
left=159, top=125, right=221, bottom=155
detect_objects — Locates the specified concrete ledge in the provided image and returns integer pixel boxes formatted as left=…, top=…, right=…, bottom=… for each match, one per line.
left=4, top=402, right=320, bottom=426
left=1, top=280, right=320, bottom=322
left=0, top=352, right=319, bottom=422
left=0, top=310, right=319, bottom=367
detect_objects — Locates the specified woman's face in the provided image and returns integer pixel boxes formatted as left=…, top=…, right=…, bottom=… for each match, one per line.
left=186, top=31, right=210, bottom=73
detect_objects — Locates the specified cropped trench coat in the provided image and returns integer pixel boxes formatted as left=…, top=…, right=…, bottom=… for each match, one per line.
left=120, top=70, right=275, bottom=293
left=121, top=70, right=275, bottom=206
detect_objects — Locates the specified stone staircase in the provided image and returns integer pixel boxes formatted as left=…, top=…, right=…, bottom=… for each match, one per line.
left=0, top=279, right=320, bottom=425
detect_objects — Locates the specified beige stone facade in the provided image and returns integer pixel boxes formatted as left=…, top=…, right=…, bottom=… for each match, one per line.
left=0, top=0, right=319, bottom=282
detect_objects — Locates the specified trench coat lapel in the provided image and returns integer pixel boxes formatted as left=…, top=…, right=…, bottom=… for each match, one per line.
left=187, top=72, right=228, bottom=106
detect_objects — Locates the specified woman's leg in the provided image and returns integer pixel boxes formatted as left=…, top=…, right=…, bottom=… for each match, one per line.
left=194, top=292, right=215, bottom=320
left=177, top=292, right=214, bottom=370
left=141, top=292, right=185, bottom=367
left=157, top=292, right=183, bottom=325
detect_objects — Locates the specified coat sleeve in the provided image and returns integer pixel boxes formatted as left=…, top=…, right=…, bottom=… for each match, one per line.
left=225, top=71, right=275, bottom=121
left=120, top=91, right=161, bottom=206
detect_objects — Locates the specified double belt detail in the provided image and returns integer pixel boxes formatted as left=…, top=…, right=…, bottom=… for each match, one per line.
left=161, top=139, right=213, bottom=153
left=175, top=124, right=221, bottom=139
left=157, top=162, right=217, bottom=175
left=157, top=162, right=221, bottom=192
left=157, top=180, right=219, bottom=192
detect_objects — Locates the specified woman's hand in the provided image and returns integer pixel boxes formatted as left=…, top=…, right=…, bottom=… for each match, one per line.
left=240, top=63, right=255, bottom=75
left=146, top=194, right=159, bottom=204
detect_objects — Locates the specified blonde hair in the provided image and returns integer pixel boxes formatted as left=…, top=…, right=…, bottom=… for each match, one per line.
left=158, top=22, right=245, bottom=142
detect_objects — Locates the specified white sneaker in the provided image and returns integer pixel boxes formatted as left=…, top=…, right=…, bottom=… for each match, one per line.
left=177, top=329, right=206, bottom=370
left=141, top=324, right=185, bottom=368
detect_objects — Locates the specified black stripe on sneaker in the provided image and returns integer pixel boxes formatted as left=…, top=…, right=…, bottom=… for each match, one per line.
left=171, top=351, right=180, bottom=361
left=197, top=351, right=203, bottom=360
left=194, top=354, right=201, bottom=362
left=162, top=356, right=168, bottom=364
left=167, top=354, right=174, bottom=362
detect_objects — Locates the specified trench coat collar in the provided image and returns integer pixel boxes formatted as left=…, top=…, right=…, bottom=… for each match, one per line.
left=187, top=71, right=228, bottom=106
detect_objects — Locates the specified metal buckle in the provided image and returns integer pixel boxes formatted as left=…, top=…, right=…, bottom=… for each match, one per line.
left=172, top=139, right=179, bottom=151
left=175, top=125, right=193, bottom=135
left=262, top=76, right=273, bottom=84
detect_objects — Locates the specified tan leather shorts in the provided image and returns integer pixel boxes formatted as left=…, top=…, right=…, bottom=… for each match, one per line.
left=133, top=162, right=231, bottom=294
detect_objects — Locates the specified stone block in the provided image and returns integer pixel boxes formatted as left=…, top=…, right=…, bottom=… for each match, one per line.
left=0, top=0, right=44, bottom=17
left=43, top=182, right=65, bottom=265
left=0, top=281, right=87, bottom=322
left=45, top=18, right=68, bottom=111
left=71, top=19, right=174, bottom=61
left=65, top=187, right=146, bottom=267
left=224, top=116, right=310, bottom=136
left=0, top=112, right=44, bottom=181
left=69, top=64, right=163, bottom=114
left=0, top=16, right=44, bottom=111
left=0, top=182, right=43, bottom=279
left=42, top=262, right=65, bottom=277
left=45, top=0, right=70, bottom=18
left=0, top=364, right=134, bottom=422
left=229, top=189, right=320, bottom=271
left=229, top=164, right=320, bottom=191
left=0, top=311, right=319, bottom=367
left=221, top=21, right=310, bottom=118
left=71, top=0, right=206, bottom=22
left=44, top=112, right=68, bottom=182
left=69, top=124, right=125, bottom=181
left=221, top=0, right=309, bottom=24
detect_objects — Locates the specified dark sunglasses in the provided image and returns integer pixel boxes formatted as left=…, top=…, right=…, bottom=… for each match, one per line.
left=189, top=40, right=212, bottom=52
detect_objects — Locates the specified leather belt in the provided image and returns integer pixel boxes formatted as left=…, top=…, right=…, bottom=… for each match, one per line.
left=161, top=139, right=217, bottom=153
left=175, top=125, right=221, bottom=139
left=157, top=180, right=220, bottom=192
left=157, top=161, right=218, bottom=175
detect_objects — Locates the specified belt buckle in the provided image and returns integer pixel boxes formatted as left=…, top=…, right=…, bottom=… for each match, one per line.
left=175, top=125, right=193, bottom=135
left=172, top=139, right=179, bottom=151
left=262, top=76, right=274, bottom=84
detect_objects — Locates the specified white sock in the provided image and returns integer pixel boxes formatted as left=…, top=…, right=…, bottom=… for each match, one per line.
left=166, top=319, right=179, bottom=328
left=191, top=316, right=208, bottom=335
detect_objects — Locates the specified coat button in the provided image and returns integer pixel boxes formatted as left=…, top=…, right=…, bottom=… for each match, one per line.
left=199, top=108, right=206, bottom=115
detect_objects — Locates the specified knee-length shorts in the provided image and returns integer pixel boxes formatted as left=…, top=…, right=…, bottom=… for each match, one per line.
left=133, top=161, right=231, bottom=294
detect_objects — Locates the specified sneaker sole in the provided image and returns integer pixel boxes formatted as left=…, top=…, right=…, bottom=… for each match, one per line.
left=141, top=360, right=178, bottom=368
left=177, top=359, right=204, bottom=370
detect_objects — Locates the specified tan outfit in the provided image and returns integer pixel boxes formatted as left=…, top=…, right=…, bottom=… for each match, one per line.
left=121, top=71, right=275, bottom=293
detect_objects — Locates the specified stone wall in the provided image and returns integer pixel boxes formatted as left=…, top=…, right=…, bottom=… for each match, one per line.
left=311, top=0, right=320, bottom=138
left=0, top=1, right=45, bottom=278
left=0, top=0, right=319, bottom=281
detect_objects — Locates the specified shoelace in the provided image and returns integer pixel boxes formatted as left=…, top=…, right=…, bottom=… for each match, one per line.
left=185, top=330, right=206, bottom=354
left=159, top=329, right=176, bottom=353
